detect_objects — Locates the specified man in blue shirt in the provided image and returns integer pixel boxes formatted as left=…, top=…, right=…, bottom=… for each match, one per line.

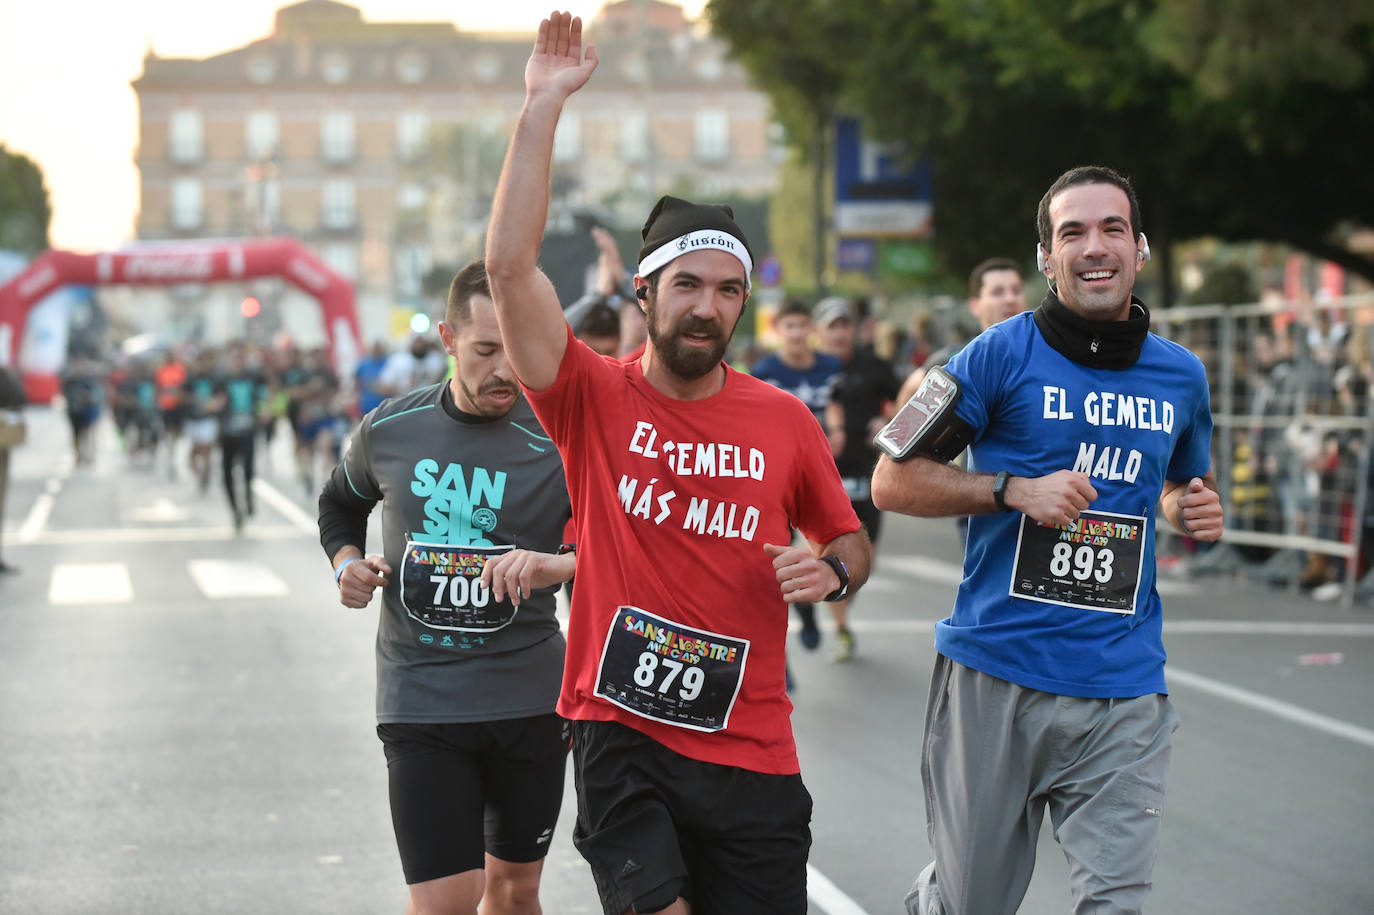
left=874, top=166, right=1223, bottom=915
left=751, top=298, right=845, bottom=660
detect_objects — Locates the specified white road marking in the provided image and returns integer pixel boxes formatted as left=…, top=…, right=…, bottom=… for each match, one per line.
left=1167, top=666, right=1374, bottom=750
left=17, top=493, right=55, bottom=543
left=251, top=478, right=318, bottom=533
left=884, top=556, right=963, bottom=586
left=1165, top=620, right=1374, bottom=636
left=130, top=497, right=190, bottom=523
left=807, top=863, right=872, bottom=915
left=49, top=562, right=134, bottom=604
left=188, top=559, right=290, bottom=599
left=16, top=464, right=71, bottom=542
left=19, top=525, right=304, bottom=545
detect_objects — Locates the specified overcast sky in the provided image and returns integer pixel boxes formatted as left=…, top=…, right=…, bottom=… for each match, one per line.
left=0, top=1, right=706, bottom=253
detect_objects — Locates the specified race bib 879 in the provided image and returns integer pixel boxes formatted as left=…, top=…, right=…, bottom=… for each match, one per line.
left=594, top=607, right=749, bottom=733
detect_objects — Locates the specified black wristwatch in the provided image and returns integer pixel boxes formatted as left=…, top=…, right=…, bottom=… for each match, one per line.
left=820, top=555, right=850, bottom=602
left=992, top=471, right=1014, bottom=512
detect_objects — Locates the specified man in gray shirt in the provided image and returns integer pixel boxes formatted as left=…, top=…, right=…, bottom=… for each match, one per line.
left=318, top=260, right=574, bottom=915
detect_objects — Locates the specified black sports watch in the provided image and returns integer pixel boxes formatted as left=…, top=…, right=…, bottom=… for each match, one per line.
left=992, top=471, right=1014, bottom=512
left=820, top=555, right=850, bottom=602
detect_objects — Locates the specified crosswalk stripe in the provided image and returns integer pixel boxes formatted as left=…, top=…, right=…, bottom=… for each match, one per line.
left=49, top=562, right=134, bottom=604
left=187, top=559, right=291, bottom=599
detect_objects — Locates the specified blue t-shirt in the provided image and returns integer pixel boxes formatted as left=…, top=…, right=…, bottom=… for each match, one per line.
left=937, top=312, right=1212, bottom=698
left=750, top=351, right=843, bottom=427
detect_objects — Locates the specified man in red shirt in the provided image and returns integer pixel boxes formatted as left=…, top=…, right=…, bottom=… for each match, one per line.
left=484, top=13, right=872, bottom=915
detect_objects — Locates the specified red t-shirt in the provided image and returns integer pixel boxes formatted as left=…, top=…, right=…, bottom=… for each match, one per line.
left=525, top=328, right=861, bottom=774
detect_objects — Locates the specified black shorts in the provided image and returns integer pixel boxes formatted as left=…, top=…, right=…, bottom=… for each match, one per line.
left=853, top=497, right=883, bottom=545
left=571, top=720, right=812, bottom=915
left=378, top=714, right=570, bottom=885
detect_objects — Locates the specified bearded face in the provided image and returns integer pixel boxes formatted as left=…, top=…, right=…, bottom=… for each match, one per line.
left=644, top=292, right=733, bottom=380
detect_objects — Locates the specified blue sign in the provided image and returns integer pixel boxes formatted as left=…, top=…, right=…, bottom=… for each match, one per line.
left=837, top=239, right=877, bottom=272
left=833, top=117, right=933, bottom=238
left=757, top=254, right=782, bottom=287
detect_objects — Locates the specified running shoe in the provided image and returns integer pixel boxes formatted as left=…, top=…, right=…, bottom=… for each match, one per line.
left=833, top=626, right=855, bottom=662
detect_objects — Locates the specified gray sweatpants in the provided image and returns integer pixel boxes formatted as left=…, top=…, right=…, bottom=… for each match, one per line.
left=907, top=654, right=1179, bottom=915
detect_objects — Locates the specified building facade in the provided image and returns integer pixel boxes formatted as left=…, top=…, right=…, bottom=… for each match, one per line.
left=130, top=0, right=781, bottom=344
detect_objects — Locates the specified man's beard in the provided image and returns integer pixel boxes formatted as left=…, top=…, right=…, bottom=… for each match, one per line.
left=646, top=301, right=733, bottom=381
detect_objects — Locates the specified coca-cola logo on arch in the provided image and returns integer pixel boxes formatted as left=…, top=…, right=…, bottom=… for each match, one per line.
left=122, top=254, right=215, bottom=283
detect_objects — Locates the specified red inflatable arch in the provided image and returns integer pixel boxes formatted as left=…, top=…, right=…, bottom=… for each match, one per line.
left=0, top=237, right=362, bottom=403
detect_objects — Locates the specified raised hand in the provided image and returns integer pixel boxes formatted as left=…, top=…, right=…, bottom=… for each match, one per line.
left=525, top=11, right=599, bottom=101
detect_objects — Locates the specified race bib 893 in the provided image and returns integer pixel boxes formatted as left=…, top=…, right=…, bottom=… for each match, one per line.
left=1009, top=510, right=1147, bottom=615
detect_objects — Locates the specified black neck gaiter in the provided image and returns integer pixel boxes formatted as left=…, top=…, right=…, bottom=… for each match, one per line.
left=1032, top=291, right=1150, bottom=370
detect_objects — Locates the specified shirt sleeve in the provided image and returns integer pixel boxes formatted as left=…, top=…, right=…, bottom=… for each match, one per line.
left=522, top=323, right=604, bottom=446
left=1167, top=357, right=1215, bottom=482
left=317, top=414, right=381, bottom=561
left=944, top=327, right=1015, bottom=443
left=784, top=397, right=862, bottom=545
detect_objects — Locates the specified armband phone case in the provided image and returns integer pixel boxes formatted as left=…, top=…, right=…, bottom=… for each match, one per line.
left=872, top=366, right=964, bottom=461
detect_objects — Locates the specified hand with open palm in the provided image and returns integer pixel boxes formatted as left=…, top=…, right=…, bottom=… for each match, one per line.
left=525, top=11, right=599, bottom=102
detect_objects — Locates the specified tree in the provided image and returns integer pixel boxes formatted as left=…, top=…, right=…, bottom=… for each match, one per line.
left=0, top=145, right=51, bottom=256
left=707, top=0, right=1374, bottom=299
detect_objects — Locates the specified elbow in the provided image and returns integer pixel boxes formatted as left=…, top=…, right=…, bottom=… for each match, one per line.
left=871, top=460, right=900, bottom=512
left=483, top=249, right=519, bottom=285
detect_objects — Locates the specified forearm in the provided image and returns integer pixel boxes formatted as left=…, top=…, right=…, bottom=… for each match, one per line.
left=487, top=95, right=562, bottom=281
left=485, top=96, right=571, bottom=390
left=872, top=454, right=996, bottom=517
left=317, top=465, right=373, bottom=562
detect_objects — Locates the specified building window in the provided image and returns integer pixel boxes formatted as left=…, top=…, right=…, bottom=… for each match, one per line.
left=398, top=182, right=428, bottom=212
left=395, top=109, right=430, bottom=162
left=245, top=109, right=279, bottom=160
left=170, top=177, right=203, bottom=229
left=321, top=52, right=351, bottom=84
left=553, top=112, right=581, bottom=163
left=619, top=110, right=650, bottom=162
left=472, top=54, right=501, bottom=83
left=322, top=243, right=358, bottom=280
left=321, top=110, right=355, bottom=163
left=694, top=109, right=730, bottom=162
left=321, top=178, right=355, bottom=229
left=396, top=51, right=427, bottom=84
left=395, top=243, right=432, bottom=298
left=768, top=121, right=789, bottom=164
left=169, top=109, right=203, bottom=163
left=247, top=54, right=276, bottom=84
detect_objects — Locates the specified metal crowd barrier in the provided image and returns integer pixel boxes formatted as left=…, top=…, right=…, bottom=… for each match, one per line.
left=1151, top=294, right=1374, bottom=607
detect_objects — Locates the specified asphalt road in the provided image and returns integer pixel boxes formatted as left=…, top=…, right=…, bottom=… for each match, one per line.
left=2, top=407, right=1371, bottom=914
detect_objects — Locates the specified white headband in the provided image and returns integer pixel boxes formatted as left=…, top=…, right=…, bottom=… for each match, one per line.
left=637, top=229, right=753, bottom=290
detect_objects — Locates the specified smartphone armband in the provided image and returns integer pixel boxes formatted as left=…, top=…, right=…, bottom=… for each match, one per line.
left=872, top=366, right=974, bottom=463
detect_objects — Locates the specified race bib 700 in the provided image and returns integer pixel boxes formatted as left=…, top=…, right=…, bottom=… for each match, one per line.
left=399, top=541, right=517, bottom=631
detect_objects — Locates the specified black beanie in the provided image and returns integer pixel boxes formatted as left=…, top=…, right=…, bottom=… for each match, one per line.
left=636, top=195, right=754, bottom=287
